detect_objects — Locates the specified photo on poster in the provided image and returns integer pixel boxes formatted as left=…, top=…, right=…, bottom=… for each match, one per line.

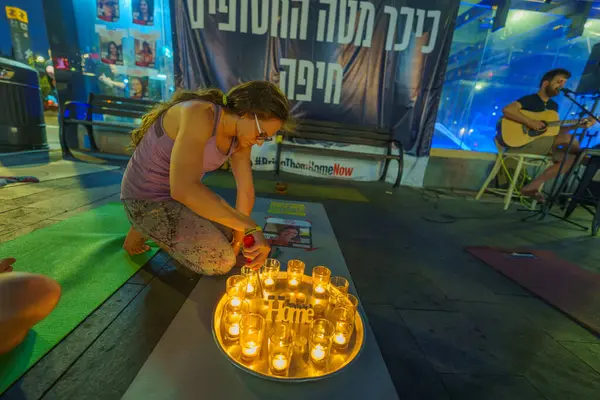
left=97, top=0, right=120, bottom=22
left=128, top=76, right=149, bottom=99
left=263, top=217, right=312, bottom=249
left=96, top=26, right=125, bottom=65
left=131, top=30, right=159, bottom=68
left=132, top=0, right=154, bottom=26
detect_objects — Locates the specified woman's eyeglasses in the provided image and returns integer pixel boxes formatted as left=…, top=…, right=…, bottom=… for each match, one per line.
left=254, top=114, right=272, bottom=142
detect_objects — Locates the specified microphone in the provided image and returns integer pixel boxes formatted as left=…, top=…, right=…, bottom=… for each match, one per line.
left=561, top=88, right=575, bottom=94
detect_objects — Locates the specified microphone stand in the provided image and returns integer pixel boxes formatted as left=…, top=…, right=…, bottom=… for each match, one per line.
left=522, top=90, right=600, bottom=227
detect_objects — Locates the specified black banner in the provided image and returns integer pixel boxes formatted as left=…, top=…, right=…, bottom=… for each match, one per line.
left=5, top=6, right=33, bottom=66
left=173, top=0, right=459, bottom=156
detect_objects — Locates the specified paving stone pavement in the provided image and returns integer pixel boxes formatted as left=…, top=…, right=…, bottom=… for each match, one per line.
left=1, top=157, right=599, bottom=399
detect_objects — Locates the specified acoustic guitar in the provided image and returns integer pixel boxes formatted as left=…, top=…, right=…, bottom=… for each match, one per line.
left=498, top=109, right=582, bottom=148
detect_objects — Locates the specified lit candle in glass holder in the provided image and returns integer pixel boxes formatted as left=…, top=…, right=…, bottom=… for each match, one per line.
left=268, top=322, right=294, bottom=375
left=309, top=318, right=334, bottom=366
left=330, top=306, right=355, bottom=350
left=261, top=258, right=280, bottom=292
left=287, top=259, right=305, bottom=290
left=242, top=341, right=259, bottom=358
left=221, top=300, right=249, bottom=342
left=240, top=313, right=265, bottom=362
left=311, top=345, right=326, bottom=362
left=329, top=276, right=349, bottom=307
left=229, top=325, right=240, bottom=337
left=226, top=275, right=248, bottom=307
left=242, top=267, right=259, bottom=297
left=311, top=266, right=331, bottom=298
left=271, top=354, right=288, bottom=372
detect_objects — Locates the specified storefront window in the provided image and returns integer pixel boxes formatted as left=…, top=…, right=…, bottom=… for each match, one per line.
left=433, top=2, right=600, bottom=153
left=73, top=0, right=174, bottom=104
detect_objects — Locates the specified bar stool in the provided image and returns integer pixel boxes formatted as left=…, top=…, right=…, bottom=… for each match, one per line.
left=476, top=140, right=551, bottom=210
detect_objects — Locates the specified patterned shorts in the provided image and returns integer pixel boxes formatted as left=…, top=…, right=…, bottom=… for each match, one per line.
left=123, top=199, right=236, bottom=276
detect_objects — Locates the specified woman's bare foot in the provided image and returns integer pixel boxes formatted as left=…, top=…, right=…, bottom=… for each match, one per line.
left=123, top=227, right=151, bottom=255
left=0, top=258, right=15, bottom=273
left=521, top=187, right=545, bottom=203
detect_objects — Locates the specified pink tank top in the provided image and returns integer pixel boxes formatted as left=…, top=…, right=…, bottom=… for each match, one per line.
left=121, top=103, right=235, bottom=201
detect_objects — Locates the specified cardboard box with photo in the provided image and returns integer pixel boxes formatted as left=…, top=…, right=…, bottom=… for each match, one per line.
left=263, top=218, right=312, bottom=249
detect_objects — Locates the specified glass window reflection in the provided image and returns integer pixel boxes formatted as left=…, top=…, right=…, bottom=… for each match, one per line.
left=434, top=2, right=600, bottom=153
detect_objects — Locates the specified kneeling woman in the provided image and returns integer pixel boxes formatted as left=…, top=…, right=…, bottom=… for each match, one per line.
left=121, top=81, right=293, bottom=274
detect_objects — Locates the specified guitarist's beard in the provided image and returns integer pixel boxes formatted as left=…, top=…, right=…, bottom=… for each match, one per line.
left=544, top=86, right=560, bottom=98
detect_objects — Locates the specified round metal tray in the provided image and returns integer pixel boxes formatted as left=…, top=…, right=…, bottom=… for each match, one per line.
left=212, top=272, right=365, bottom=381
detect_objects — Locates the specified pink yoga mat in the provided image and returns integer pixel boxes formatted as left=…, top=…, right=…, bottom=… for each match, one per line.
left=466, top=246, right=600, bottom=335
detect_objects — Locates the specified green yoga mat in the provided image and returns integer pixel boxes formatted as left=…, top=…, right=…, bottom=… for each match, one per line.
left=0, top=203, right=159, bottom=395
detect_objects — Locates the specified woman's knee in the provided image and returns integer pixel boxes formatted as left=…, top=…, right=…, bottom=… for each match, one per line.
left=0, top=272, right=61, bottom=322
left=196, top=249, right=236, bottom=276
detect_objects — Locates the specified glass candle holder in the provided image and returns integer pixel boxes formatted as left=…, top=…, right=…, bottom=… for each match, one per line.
left=241, top=267, right=260, bottom=297
left=226, top=275, right=248, bottom=307
left=346, top=293, right=359, bottom=312
left=309, top=318, right=334, bottom=366
left=261, top=259, right=280, bottom=292
left=330, top=306, right=355, bottom=350
left=221, top=299, right=249, bottom=342
left=268, top=322, right=295, bottom=375
left=240, top=313, right=265, bottom=362
left=336, top=293, right=359, bottom=313
left=310, top=297, right=328, bottom=318
left=329, top=276, right=349, bottom=306
left=287, top=260, right=305, bottom=290
left=311, top=266, right=331, bottom=298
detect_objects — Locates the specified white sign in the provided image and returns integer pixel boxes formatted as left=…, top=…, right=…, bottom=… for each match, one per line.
left=251, top=140, right=396, bottom=181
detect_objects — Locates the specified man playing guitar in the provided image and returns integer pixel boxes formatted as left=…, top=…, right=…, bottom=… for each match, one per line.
left=500, top=68, right=593, bottom=201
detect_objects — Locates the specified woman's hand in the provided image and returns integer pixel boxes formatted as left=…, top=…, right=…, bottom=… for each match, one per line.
left=231, top=230, right=244, bottom=256
left=242, top=231, right=271, bottom=270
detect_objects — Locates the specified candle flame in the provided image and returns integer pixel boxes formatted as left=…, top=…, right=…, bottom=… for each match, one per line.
left=228, top=324, right=240, bottom=337
left=271, top=354, right=288, bottom=371
left=311, top=345, right=326, bottom=361
left=242, top=342, right=259, bottom=357
left=334, top=333, right=347, bottom=345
